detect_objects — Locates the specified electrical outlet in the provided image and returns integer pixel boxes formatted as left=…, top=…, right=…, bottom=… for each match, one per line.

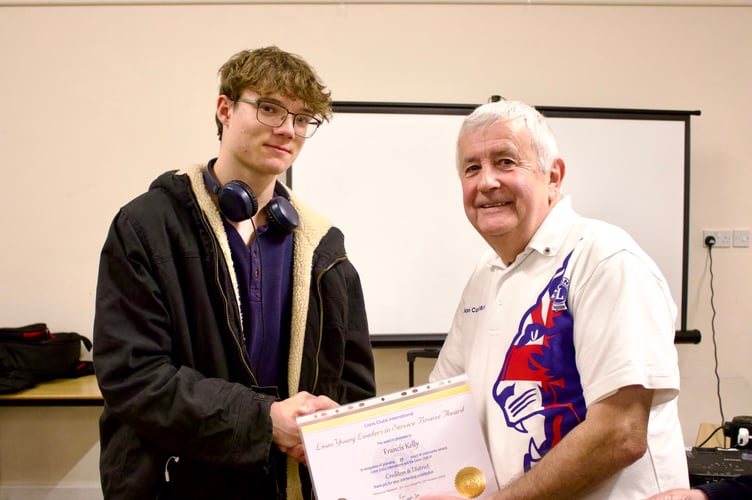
left=733, top=229, right=750, bottom=248
left=703, top=230, right=732, bottom=248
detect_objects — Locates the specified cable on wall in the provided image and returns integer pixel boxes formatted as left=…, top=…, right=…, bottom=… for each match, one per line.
left=704, top=235, right=725, bottom=430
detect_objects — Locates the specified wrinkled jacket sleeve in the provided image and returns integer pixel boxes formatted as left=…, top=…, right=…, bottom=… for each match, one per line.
left=93, top=209, right=274, bottom=468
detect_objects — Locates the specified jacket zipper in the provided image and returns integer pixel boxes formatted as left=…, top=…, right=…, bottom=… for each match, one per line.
left=199, top=210, right=258, bottom=386
left=164, top=455, right=180, bottom=483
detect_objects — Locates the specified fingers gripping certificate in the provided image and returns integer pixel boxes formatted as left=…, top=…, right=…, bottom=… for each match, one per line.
left=297, top=375, right=499, bottom=499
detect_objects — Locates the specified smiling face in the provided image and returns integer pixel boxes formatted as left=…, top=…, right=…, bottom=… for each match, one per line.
left=215, top=91, right=309, bottom=183
left=458, top=118, right=564, bottom=264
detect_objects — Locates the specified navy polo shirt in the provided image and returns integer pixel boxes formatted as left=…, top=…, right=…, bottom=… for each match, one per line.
left=223, top=203, right=293, bottom=391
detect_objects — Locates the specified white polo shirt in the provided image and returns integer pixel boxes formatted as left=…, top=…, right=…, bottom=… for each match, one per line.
left=431, top=196, right=688, bottom=499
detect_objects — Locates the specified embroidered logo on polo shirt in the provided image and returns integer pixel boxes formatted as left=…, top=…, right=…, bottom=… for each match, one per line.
left=551, top=276, right=569, bottom=312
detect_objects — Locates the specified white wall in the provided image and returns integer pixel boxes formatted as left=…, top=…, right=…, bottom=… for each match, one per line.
left=1, top=0, right=750, bottom=492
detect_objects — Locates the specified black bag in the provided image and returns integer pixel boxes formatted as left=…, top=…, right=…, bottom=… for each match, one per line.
left=0, top=322, right=94, bottom=394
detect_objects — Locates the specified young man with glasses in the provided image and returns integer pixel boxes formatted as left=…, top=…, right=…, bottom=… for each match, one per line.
left=93, top=46, right=376, bottom=500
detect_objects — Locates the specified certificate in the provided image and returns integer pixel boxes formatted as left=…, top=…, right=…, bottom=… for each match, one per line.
left=298, top=375, right=499, bottom=499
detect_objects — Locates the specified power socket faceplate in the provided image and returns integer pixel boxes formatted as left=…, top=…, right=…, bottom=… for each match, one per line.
left=733, top=229, right=750, bottom=247
left=703, top=230, right=732, bottom=248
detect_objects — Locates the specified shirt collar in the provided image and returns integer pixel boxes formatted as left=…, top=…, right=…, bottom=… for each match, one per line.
left=527, top=195, right=578, bottom=258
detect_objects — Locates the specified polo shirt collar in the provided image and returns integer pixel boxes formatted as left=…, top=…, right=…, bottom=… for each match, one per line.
left=527, top=195, right=577, bottom=258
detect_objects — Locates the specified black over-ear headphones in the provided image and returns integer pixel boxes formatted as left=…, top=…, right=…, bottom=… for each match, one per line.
left=203, top=163, right=299, bottom=233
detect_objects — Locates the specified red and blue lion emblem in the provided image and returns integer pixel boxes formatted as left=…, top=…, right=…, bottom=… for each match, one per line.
left=493, top=251, right=586, bottom=471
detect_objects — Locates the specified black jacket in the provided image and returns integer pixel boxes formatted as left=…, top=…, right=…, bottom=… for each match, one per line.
left=93, top=166, right=375, bottom=499
left=697, top=474, right=752, bottom=499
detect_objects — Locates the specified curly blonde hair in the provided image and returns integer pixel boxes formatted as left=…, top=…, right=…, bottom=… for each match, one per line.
left=215, top=46, right=332, bottom=139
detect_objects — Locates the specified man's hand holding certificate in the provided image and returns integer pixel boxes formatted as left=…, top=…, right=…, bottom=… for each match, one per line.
left=297, top=375, right=498, bottom=499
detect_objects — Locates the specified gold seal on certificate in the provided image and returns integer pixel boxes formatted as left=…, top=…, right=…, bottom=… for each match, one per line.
left=298, top=375, right=499, bottom=499
left=455, top=466, right=487, bottom=498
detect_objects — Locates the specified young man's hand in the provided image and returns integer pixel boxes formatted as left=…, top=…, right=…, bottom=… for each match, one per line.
left=270, top=391, right=338, bottom=463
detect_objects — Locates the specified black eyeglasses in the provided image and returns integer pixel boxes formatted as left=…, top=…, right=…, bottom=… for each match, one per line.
left=236, top=98, right=322, bottom=138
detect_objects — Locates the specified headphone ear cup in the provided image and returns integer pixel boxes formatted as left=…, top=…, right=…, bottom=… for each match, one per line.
left=265, top=198, right=300, bottom=233
left=217, top=181, right=258, bottom=222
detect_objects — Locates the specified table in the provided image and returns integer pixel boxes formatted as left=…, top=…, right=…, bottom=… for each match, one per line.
left=0, top=374, right=102, bottom=406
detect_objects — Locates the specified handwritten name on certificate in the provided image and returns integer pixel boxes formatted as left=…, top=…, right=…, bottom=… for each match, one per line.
left=297, top=375, right=498, bottom=499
